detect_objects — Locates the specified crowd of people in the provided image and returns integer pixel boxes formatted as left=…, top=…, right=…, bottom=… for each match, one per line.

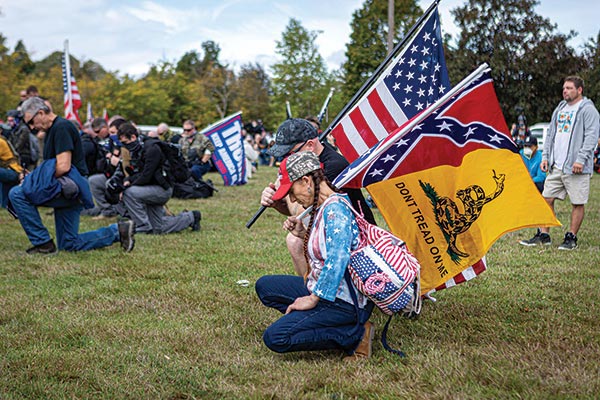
left=1, top=74, right=599, bottom=360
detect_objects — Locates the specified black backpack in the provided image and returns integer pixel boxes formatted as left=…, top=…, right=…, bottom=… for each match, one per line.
left=172, top=177, right=217, bottom=199
left=156, top=141, right=190, bottom=183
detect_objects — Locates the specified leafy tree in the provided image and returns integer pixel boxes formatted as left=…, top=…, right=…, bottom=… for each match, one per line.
left=234, top=63, right=271, bottom=122
left=0, top=34, right=23, bottom=114
left=581, top=32, right=600, bottom=105
left=200, top=41, right=222, bottom=70
left=342, top=0, right=422, bottom=101
left=176, top=50, right=203, bottom=79
left=203, top=62, right=236, bottom=119
left=270, top=18, right=332, bottom=125
left=11, top=40, right=34, bottom=74
left=448, top=0, right=584, bottom=124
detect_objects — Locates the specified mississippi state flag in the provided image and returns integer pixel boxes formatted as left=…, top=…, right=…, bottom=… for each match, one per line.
left=333, top=69, right=518, bottom=190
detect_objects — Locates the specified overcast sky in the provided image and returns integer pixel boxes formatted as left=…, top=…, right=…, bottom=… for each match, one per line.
left=0, top=0, right=597, bottom=77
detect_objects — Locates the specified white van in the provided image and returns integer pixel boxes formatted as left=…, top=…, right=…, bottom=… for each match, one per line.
left=529, top=122, right=549, bottom=148
left=136, top=124, right=183, bottom=136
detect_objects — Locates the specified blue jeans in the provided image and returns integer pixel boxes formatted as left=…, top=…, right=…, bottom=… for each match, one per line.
left=190, top=162, right=211, bottom=181
left=0, top=167, right=19, bottom=208
left=255, top=275, right=374, bottom=354
left=9, top=185, right=119, bottom=251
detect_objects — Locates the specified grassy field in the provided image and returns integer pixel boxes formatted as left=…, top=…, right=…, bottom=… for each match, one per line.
left=1, top=166, right=599, bottom=399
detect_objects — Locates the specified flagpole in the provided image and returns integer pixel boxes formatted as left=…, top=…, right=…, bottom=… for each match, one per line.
left=247, top=0, right=441, bottom=229
left=64, top=39, right=74, bottom=119
left=317, top=88, right=335, bottom=124
left=318, top=0, right=440, bottom=142
left=334, top=63, right=490, bottom=189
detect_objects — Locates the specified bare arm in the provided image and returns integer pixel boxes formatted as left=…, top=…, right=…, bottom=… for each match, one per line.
left=55, top=151, right=72, bottom=177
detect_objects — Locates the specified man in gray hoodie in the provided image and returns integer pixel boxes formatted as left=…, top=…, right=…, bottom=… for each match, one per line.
left=520, top=75, right=599, bottom=250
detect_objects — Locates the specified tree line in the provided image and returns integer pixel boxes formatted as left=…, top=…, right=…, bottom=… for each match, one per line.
left=1, top=0, right=598, bottom=132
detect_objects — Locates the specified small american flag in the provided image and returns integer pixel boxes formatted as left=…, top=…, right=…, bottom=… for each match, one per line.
left=62, top=49, right=82, bottom=125
left=330, top=7, right=450, bottom=163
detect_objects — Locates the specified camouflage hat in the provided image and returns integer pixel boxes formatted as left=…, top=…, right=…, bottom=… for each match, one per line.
left=267, top=118, right=318, bottom=158
left=272, top=151, right=321, bottom=201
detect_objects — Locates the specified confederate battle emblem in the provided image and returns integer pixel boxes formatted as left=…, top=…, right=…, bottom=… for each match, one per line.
left=419, top=170, right=505, bottom=263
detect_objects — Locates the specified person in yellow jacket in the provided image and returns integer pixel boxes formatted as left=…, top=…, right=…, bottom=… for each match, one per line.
left=0, top=129, right=25, bottom=209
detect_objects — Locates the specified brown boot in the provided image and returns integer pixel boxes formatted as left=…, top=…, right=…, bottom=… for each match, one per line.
left=343, top=321, right=374, bottom=362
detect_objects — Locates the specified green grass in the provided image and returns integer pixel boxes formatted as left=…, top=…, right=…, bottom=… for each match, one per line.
left=1, top=167, right=599, bottom=399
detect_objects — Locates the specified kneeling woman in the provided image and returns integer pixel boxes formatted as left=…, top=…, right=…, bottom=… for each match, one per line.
left=255, top=151, right=374, bottom=360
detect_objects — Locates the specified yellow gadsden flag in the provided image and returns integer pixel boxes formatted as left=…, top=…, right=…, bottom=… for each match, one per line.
left=367, top=148, right=560, bottom=294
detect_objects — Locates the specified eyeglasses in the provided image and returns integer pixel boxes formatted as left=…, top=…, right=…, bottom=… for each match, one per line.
left=183, top=128, right=193, bottom=132
left=288, top=139, right=310, bottom=155
left=26, top=110, right=40, bottom=127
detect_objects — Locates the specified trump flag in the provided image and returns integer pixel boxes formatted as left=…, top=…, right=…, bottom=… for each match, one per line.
left=336, top=66, right=560, bottom=293
left=200, top=112, right=246, bottom=186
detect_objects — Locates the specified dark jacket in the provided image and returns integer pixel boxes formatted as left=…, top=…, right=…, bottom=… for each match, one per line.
left=125, top=138, right=171, bottom=189
left=21, top=158, right=94, bottom=208
left=9, top=122, right=32, bottom=164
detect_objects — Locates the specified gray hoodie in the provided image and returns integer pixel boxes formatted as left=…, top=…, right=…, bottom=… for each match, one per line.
left=543, top=97, right=600, bottom=175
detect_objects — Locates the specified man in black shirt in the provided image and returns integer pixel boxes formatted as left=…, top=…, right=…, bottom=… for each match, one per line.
left=261, top=118, right=376, bottom=276
left=9, top=97, right=135, bottom=254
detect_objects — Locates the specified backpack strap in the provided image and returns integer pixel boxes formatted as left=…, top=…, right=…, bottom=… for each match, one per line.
left=344, top=270, right=407, bottom=358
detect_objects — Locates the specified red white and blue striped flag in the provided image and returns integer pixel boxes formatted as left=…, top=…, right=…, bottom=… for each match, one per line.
left=330, top=7, right=450, bottom=163
left=62, top=40, right=82, bottom=125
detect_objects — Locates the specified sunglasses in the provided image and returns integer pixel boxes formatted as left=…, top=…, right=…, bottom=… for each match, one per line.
left=26, top=110, right=40, bottom=127
left=183, top=128, right=193, bottom=132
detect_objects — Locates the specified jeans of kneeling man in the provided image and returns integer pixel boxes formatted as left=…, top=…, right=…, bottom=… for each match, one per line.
left=121, top=184, right=194, bottom=234
left=8, top=185, right=120, bottom=251
left=255, top=275, right=374, bottom=354
left=190, top=162, right=211, bottom=181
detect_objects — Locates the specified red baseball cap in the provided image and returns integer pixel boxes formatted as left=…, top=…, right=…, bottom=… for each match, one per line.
left=272, top=151, right=321, bottom=201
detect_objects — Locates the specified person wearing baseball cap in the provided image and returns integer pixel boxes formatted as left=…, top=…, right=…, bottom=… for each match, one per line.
left=256, top=150, right=375, bottom=361
left=261, top=118, right=376, bottom=277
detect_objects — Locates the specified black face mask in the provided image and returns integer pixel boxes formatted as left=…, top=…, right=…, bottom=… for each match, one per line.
left=124, top=140, right=142, bottom=154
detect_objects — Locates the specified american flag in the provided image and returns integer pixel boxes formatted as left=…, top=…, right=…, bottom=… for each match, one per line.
left=330, top=7, right=450, bottom=163
left=62, top=52, right=82, bottom=125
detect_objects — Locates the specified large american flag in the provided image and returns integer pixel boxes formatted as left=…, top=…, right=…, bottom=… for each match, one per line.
left=62, top=53, right=82, bottom=125
left=330, top=7, right=450, bottom=163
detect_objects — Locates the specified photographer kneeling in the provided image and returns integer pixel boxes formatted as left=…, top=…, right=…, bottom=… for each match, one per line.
left=117, top=123, right=201, bottom=234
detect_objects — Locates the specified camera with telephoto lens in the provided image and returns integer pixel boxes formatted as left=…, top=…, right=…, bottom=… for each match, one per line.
left=105, top=164, right=126, bottom=204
